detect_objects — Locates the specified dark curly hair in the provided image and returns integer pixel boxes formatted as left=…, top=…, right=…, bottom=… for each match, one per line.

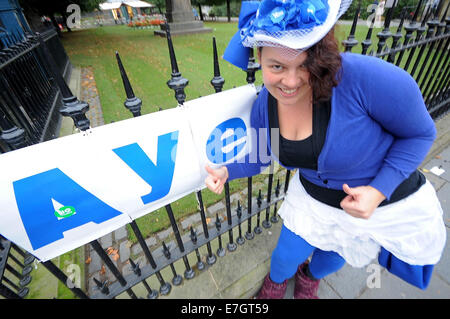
left=257, top=27, right=342, bottom=102
left=304, top=26, right=342, bottom=102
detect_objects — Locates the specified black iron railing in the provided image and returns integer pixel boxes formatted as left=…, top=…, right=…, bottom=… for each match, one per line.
left=342, top=0, right=450, bottom=118
left=0, top=0, right=449, bottom=299
left=0, top=28, right=72, bottom=153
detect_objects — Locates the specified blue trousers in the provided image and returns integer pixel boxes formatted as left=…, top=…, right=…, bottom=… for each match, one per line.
left=270, top=225, right=346, bottom=283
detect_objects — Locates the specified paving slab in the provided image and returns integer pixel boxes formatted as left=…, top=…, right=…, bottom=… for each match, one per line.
left=423, top=158, right=450, bottom=182
left=436, top=182, right=450, bottom=227
left=358, top=267, right=450, bottom=299
left=434, top=227, right=450, bottom=285
left=114, top=226, right=128, bottom=242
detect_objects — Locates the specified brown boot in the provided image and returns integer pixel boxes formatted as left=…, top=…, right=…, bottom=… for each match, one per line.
left=294, top=261, right=320, bottom=299
left=255, top=274, right=287, bottom=299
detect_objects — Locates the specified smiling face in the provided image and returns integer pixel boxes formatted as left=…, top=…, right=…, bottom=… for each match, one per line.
left=258, top=46, right=312, bottom=108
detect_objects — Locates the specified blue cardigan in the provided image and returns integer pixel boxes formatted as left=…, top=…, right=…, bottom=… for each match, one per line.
left=226, top=52, right=436, bottom=200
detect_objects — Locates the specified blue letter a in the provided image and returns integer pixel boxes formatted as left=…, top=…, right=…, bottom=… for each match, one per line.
left=13, top=168, right=124, bottom=250
left=112, top=131, right=178, bottom=205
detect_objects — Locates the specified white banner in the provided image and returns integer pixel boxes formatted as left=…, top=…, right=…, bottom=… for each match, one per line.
left=0, top=85, right=258, bottom=261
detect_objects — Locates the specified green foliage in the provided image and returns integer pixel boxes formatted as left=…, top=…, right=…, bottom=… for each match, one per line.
left=210, top=0, right=242, bottom=17
left=341, top=0, right=423, bottom=21
left=341, top=0, right=372, bottom=20
left=152, top=0, right=166, bottom=14
left=19, top=0, right=103, bottom=15
left=192, top=0, right=225, bottom=6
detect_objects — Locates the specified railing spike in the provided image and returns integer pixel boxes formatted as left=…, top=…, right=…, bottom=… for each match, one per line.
left=161, top=240, right=183, bottom=286
left=164, top=21, right=189, bottom=105
left=412, top=0, right=425, bottom=23
left=165, top=204, right=195, bottom=279
left=115, top=51, right=142, bottom=117
left=211, top=37, right=225, bottom=93
left=0, top=106, right=27, bottom=150
left=190, top=226, right=206, bottom=271
left=128, top=258, right=141, bottom=277
left=215, top=213, right=225, bottom=257
left=195, top=190, right=217, bottom=265
left=224, top=182, right=237, bottom=252
left=245, top=47, right=260, bottom=84
left=246, top=176, right=255, bottom=240
left=128, top=220, right=172, bottom=295
left=275, top=178, right=281, bottom=198
left=162, top=240, right=171, bottom=259
left=376, top=0, right=397, bottom=56
left=236, top=200, right=245, bottom=245
left=93, top=277, right=109, bottom=295
left=342, top=0, right=361, bottom=52
left=90, top=240, right=137, bottom=299
left=190, top=226, right=198, bottom=245
left=236, top=200, right=242, bottom=218
left=440, top=1, right=450, bottom=22
left=257, top=189, right=262, bottom=208
left=36, top=32, right=90, bottom=131
left=254, top=189, right=263, bottom=234
left=361, top=5, right=376, bottom=55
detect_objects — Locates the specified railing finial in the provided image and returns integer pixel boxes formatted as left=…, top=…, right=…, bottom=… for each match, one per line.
left=342, top=0, right=361, bottom=52
left=210, top=37, right=225, bottom=93
left=115, top=51, right=142, bottom=117
left=36, top=32, right=90, bottom=131
left=164, top=21, right=189, bottom=105
left=245, top=47, right=260, bottom=85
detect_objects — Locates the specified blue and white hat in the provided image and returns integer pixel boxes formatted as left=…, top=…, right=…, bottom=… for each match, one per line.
left=223, top=0, right=353, bottom=70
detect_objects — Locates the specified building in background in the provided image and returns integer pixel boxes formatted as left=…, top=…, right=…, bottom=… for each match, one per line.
left=0, top=0, right=32, bottom=48
left=99, top=0, right=156, bottom=23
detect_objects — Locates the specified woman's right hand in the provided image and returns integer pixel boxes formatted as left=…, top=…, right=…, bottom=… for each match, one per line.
left=205, top=165, right=229, bottom=194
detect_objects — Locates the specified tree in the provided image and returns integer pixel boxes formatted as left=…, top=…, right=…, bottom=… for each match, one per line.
left=191, top=0, right=223, bottom=21
left=341, top=0, right=432, bottom=22
left=152, top=0, right=166, bottom=14
left=19, top=0, right=103, bottom=32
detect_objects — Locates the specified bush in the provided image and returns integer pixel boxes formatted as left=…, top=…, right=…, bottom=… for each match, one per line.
left=341, top=0, right=422, bottom=21
left=210, top=0, right=241, bottom=18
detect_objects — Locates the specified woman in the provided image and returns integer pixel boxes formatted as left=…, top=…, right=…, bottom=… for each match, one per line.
left=205, top=0, right=446, bottom=299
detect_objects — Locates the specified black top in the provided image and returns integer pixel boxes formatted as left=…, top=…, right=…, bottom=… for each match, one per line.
left=267, top=92, right=425, bottom=209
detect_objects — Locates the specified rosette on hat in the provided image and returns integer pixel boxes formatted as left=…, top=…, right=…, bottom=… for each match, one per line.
left=223, top=0, right=353, bottom=70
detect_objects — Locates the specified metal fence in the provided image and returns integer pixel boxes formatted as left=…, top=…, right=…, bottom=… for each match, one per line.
left=0, top=27, right=71, bottom=154
left=0, top=0, right=449, bottom=299
left=342, top=0, right=450, bottom=118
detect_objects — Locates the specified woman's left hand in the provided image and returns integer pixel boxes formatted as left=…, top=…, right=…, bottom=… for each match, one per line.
left=340, top=184, right=386, bottom=220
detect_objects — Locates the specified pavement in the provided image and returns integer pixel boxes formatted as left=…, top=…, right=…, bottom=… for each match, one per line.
left=62, top=66, right=449, bottom=299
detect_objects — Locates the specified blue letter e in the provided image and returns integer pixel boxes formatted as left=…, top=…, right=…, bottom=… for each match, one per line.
left=206, top=118, right=247, bottom=164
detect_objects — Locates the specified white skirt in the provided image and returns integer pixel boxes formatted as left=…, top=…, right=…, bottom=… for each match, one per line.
left=277, top=171, right=447, bottom=268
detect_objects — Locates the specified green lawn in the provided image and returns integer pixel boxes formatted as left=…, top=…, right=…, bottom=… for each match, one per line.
left=61, top=22, right=261, bottom=124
